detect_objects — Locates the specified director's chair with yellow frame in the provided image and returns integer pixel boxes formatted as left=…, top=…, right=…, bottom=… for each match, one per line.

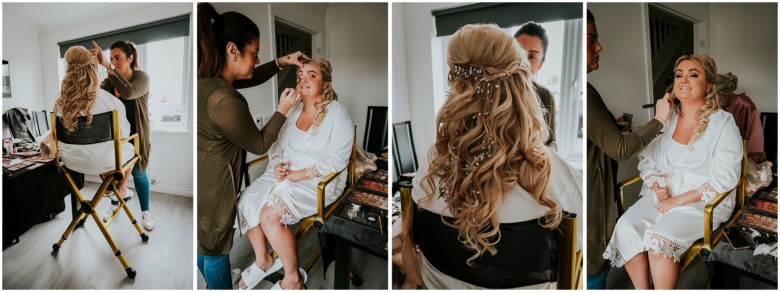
left=49, top=111, right=148, bottom=279
left=616, top=139, right=748, bottom=274
left=237, top=129, right=358, bottom=285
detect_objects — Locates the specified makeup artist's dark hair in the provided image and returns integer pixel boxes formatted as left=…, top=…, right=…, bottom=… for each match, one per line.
left=198, top=2, right=260, bottom=79
left=514, top=22, right=549, bottom=62
left=587, top=9, right=595, bottom=22
left=110, top=40, right=139, bottom=70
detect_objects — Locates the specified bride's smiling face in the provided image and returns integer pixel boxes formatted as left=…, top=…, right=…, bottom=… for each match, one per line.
left=674, top=59, right=711, bottom=102
left=296, top=63, right=325, bottom=99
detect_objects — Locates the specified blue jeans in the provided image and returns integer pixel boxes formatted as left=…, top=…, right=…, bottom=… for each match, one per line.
left=112, top=164, right=150, bottom=211
left=587, top=269, right=609, bottom=289
left=197, top=254, right=232, bottom=289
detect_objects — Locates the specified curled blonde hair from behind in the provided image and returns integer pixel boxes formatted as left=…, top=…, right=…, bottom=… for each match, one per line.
left=673, top=54, right=720, bottom=142
left=54, top=46, right=99, bottom=132
left=422, top=24, right=560, bottom=264
left=305, top=59, right=338, bottom=132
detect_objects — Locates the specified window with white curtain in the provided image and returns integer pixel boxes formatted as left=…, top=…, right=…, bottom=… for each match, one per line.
left=432, top=19, right=583, bottom=169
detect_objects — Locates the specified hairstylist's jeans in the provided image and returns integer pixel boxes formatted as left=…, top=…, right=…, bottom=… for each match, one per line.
left=111, top=164, right=150, bottom=211
left=197, top=254, right=232, bottom=289
left=587, top=269, right=609, bottom=289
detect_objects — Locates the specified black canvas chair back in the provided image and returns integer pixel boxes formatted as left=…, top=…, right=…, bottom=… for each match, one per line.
left=55, top=111, right=114, bottom=145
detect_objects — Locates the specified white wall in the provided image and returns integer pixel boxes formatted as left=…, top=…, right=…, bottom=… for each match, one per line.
left=325, top=3, right=388, bottom=147
left=1, top=13, right=46, bottom=112
left=35, top=3, right=194, bottom=196
left=392, top=3, right=410, bottom=123
left=393, top=3, right=459, bottom=167
left=709, top=3, right=777, bottom=113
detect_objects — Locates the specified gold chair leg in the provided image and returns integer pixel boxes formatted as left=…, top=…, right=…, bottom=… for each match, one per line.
left=116, top=192, right=149, bottom=242
left=88, top=210, right=137, bottom=278
left=52, top=177, right=113, bottom=252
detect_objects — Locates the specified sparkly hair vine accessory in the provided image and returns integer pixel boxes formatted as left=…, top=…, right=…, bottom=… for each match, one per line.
left=448, top=64, right=506, bottom=121
left=67, top=58, right=97, bottom=70
left=437, top=138, right=494, bottom=202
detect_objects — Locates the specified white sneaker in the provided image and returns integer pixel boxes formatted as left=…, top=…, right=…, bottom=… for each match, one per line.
left=102, top=189, right=133, bottom=222
left=142, top=210, right=154, bottom=231
left=103, top=204, right=120, bottom=222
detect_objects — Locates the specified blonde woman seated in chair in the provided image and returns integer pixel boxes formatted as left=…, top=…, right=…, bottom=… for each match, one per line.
left=55, top=46, right=134, bottom=193
left=236, top=59, right=354, bottom=290
left=602, top=54, right=742, bottom=289
left=408, top=24, right=582, bottom=289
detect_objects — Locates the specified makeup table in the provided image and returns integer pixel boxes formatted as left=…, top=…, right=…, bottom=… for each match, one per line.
left=706, top=183, right=778, bottom=289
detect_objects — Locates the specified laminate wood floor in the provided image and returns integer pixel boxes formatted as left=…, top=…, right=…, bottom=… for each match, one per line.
left=2, top=182, right=193, bottom=289
left=196, top=222, right=389, bottom=289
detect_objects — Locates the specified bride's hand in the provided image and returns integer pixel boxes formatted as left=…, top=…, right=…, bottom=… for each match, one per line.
left=656, top=195, right=683, bottom=214
left=277, top=88, right=301, bottom=116
left=284, top=169, right=308, bottom=182
left=274, top=163, right=288, bottom=182
left=652, top=181, right=670, bottom=203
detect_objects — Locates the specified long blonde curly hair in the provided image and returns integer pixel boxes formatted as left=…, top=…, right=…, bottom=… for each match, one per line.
left=54, top=46, right=99, bottom=133
left=303, top=59, right=338, bottom=132
left=672, top=54, right=720, bottom=142
left=422, top=24, right=560, bottom=264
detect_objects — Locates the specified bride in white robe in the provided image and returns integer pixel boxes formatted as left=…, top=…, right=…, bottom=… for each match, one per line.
left=602, top=54, right=742, bottom=289
left=236, top=59, right=353, bottom=290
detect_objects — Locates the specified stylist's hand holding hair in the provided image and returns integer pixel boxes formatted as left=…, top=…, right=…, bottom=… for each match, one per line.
left=90, top=41, right=111, bottom=70
left=654, top=93, right=673, bottom=124
left=277, top=87, right=301, bottom=116
left=277, top=51, right=310, bottom=68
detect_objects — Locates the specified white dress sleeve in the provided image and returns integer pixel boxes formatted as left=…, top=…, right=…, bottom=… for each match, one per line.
left=305, top=104, right=354, bottom=179
left=693, top=116, right=743, bottom=202
left=637, top=140, right=661, bottom=200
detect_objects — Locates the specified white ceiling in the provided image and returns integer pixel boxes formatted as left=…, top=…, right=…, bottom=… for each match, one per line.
left=4, top=3, right=123, bottom=27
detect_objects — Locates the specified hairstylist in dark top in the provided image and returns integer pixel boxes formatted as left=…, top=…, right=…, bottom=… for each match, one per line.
left=90, top=40, right=156, bottom=231
left=196, top=3, right=307, bottom=289
left=585, top=9, right=672, bottom=289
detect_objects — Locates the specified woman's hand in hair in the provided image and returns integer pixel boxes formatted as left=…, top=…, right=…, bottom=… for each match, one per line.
left=90, top=41, right=111, bottom=70
left=277, top=88, right=301, bottom=116
left=277, top=51, right=310, bottom=68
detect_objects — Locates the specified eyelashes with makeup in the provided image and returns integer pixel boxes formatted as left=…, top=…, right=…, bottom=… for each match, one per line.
left=675, top=74, right=699, bottom=78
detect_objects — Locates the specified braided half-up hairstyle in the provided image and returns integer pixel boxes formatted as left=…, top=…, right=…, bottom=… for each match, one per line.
left=55, top=46, right=99, bottom=132
left=421, top=24, right=561, bottom=265
left=673, top=54, right=721, bottom=142
left=306, top=59, right=338, bottom=132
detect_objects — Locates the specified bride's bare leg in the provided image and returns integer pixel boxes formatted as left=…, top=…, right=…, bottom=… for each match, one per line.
left=648, top=250, right=679, bottom=289
left=238, top=224, right=274, bottom=289
left=624, top=252, right=651, bottom=289
left=260, top=204, right=302, bottom=289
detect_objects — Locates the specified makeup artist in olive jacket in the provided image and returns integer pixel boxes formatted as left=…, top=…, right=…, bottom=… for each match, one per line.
left=196, top=4, right=307, bottom=287
left=585, top=10, right=672, bottom=285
